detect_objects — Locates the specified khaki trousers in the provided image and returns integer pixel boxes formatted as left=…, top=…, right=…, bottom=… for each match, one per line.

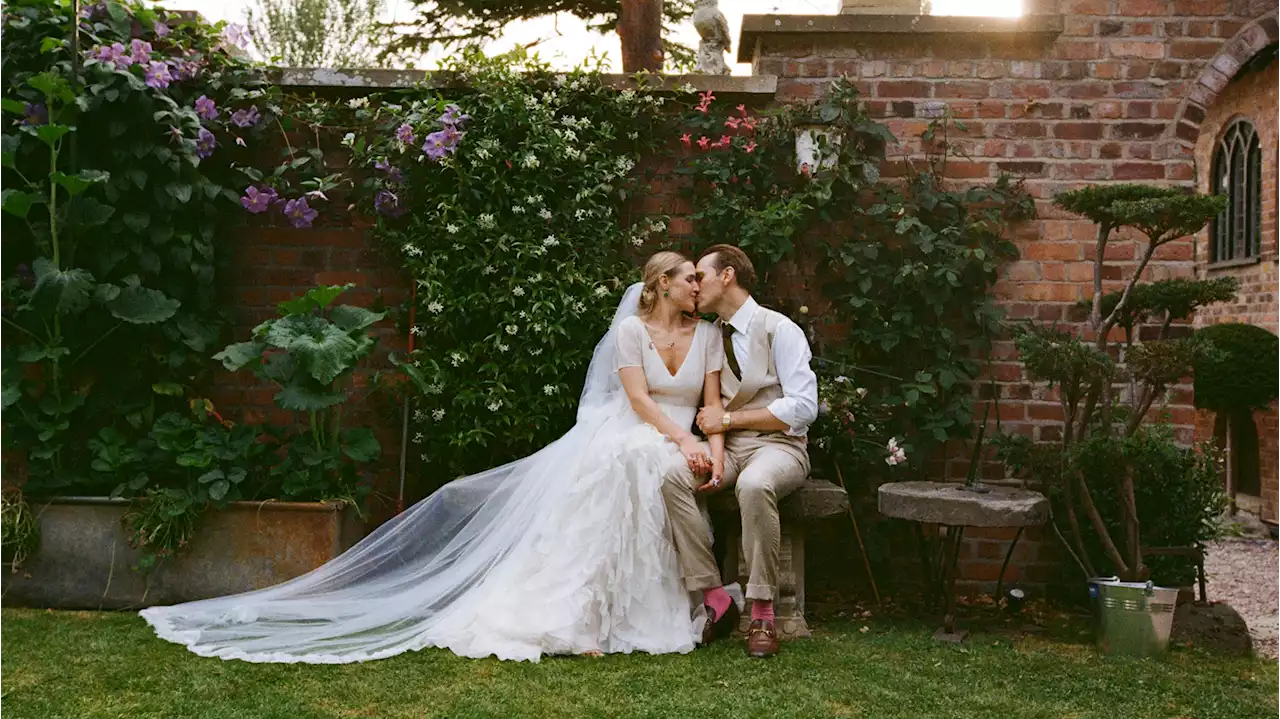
left=661, top=432, right=809, bottom=601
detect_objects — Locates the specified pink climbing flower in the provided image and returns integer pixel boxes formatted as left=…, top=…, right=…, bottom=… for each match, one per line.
left=696, top=136, right=710, bottom=150
left=744, top=141, right=758, bottom=153
left=736, top=103, right=747, bottom=117
left=679, top=133, right=691, bottom=147
left=724, top=116, right=741, bottom=130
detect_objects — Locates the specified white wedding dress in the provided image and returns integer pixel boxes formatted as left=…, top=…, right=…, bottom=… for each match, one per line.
left=140, top=284, right=726, bottom=663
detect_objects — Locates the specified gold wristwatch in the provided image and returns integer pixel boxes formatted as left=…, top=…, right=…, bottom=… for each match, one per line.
left=721, top=412, right=733, bottom=429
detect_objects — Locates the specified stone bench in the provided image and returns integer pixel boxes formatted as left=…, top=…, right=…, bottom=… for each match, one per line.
left=708, top=478, right=849, bottom=639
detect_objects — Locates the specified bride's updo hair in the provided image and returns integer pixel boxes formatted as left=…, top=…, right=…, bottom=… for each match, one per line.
left=638, top=251, right=689, bottom=315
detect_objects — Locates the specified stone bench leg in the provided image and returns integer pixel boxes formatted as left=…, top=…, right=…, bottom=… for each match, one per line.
left=722, top=521, right=811, bottom=639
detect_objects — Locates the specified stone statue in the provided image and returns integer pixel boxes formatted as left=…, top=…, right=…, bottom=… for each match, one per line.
left=692, top=0, right=731, bottom=75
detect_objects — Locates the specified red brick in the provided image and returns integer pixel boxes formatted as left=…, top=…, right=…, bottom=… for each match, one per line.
left=1053, top=122, right=1105, bottom=140
left=876, top=81, right=932, bottom=98
left=1170, top=39, right=1221, bottom=59
left=934, top=81, right=989, bottom=99
left=1114, top=162, right=1166, bottom=179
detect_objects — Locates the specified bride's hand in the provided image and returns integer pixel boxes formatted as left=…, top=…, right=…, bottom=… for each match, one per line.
left=678, top=436, right=710, bottom=474
left=696, top=458, right=724, bottom=494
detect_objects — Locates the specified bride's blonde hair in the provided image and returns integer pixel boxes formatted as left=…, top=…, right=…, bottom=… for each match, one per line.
left=638, top=251, right=690, bottom=315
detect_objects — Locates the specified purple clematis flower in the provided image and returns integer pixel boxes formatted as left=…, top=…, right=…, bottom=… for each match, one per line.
left=130, top=39, right=153, bottom=63
left=437, top=104, right=470, bottom=128
left=195, top=128, right=216, bottom=158
left=374, top=158, right=404, bottom=183
left=174, top=59, right=201, bottom=81
left=422, top=125, right=462, bottom=161
left=231, top=105, right=261, bottom=128
left=194, top=95, right=217, bottom=121
left=240, top=186, right=275, bottom=214
left=22, top=103, right=47, bottom=126
left=284, top=198, right=319, bottom=229
left=154, top=21, right=170, bottom=37
left=92, top=43, right=134, bottom=71
left=394, top=123, right=414, bottom=145
left=374, top=189, right=407, bottom=218
left=144, top=61, right=173, bottom=89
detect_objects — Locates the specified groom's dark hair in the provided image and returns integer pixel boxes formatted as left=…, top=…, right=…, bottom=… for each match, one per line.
left=702, top=244, right=756, bottom=292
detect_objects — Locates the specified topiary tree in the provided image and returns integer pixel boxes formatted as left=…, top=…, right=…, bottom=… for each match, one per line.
left=1193, top=322, right=1280, bottom=414
left=1006, top=184, right=1230, bottom=582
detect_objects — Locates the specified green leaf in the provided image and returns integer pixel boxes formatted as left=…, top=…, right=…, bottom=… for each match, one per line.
left=35, top=123, right=71, bottom=148
left=122, top=212, right=150, bottom=232
left=198, top=469, right=225, bottom=484
left=341, top=427, right=381, bottom=463
left=275, top=382, right=347, bottom=411
left=32, top=258, right=95, bottom=315
left=330, top=305, right=385, bottom=332
left=212, top=341, right=264, bottom=372
left=151, top=382, right=185, bottom=396
left=0, top=133, right=19, bottom=166
left=107, top=285, right=181, bottom=324
left=50, top=170, right=108, bottom=196
left=0, top=99, right=25, bottom=115
left=165, top=183, right=193, bottom=203
left=208, top=479, right=231, bottom=501
left=63, top=196, right=115, bottom=227
left=2, top=189, right=32, bottom=218
left=277, top=284, right=353, bottom=316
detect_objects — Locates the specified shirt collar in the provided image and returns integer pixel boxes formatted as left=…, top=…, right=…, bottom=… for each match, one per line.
left=724, top=295, right=759, bottom=334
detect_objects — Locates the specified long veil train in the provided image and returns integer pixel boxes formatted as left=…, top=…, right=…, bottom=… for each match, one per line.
left=141, top=283, right=716, bottom=663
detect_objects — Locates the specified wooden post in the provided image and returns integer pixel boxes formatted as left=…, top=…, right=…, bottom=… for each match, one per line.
left=619, top=0, right=663, bottom=73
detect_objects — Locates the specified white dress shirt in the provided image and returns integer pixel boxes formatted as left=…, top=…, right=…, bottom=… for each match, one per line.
left=722, top=296, right=819, bottom=438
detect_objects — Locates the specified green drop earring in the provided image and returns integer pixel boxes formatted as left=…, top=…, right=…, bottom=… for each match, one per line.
left=663, top=291, right=669, bottom=297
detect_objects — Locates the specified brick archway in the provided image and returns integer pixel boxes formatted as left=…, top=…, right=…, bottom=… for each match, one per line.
left=1173, top=10, right=1278, bottom=148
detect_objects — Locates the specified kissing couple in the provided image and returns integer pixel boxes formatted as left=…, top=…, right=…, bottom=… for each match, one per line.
left=141, top=245, right=818, bottom=663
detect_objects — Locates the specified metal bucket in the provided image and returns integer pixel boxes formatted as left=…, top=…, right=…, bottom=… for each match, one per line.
left=1095, top=580, right=1178, bottom=658
left=1087, top=576, right=1119, bottom=635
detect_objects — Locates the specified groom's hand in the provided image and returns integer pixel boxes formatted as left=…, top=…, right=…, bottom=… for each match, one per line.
left=696, top=407, right=726, bottom=436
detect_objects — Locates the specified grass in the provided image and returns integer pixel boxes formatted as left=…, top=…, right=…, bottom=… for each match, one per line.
left=1, top=608, right=1275, bottom=719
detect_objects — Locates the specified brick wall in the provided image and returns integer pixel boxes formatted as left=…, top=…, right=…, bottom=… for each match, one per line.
left=1190, top=55, right=1278, bottom=525
left=746, top=1, right=1278, bottom=591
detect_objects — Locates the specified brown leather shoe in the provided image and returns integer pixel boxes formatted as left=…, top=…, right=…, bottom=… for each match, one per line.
left=701, top=600, right=740, bottom=646
left=746, top=619, right=779, bottom=658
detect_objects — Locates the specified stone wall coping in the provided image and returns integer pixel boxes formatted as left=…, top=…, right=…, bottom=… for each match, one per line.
left=271, top=67, right=778, bottom=95
left=737, top=13, right=1065, bottom=63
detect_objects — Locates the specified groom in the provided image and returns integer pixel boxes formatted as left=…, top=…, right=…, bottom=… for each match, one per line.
left=661, top=244, right=818, bottom=658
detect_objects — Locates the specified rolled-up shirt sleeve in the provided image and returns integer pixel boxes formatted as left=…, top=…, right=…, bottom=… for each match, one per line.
left=767, top=320, right=819, bottom=437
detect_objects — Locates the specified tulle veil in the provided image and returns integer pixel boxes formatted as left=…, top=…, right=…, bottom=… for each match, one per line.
left=140, top=283, right=674, bottom=663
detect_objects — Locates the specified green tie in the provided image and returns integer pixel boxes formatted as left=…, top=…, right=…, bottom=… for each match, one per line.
left=722, top=322, right=742, bottom=381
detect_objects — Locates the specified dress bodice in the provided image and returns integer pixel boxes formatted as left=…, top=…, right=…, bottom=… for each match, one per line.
left=615, top=316, right=721, bottom=424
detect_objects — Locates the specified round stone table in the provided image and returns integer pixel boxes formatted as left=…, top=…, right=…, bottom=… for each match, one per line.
left=878, top=481, right=1050, bottom=642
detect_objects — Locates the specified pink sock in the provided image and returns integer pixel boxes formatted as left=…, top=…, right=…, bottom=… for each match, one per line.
left=703, top=586, right=732, bottom=621
left=751, top=599, right=774, bottom=622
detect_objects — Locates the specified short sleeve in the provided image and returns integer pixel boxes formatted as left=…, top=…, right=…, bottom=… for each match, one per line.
left=703, top=321, right=724, bottom=374
left=614, top=316, right=646, bottom=371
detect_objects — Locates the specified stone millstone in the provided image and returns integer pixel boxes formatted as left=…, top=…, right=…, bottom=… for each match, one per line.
left=877, top=481, right=1049, bottom=528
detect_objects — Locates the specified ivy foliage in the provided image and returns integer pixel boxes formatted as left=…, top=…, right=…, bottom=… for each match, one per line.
left=2, top=0, right=272, bottom=494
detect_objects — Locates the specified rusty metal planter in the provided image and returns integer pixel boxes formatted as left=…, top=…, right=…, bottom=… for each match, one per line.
left=1, top=497, right=363, bottom=610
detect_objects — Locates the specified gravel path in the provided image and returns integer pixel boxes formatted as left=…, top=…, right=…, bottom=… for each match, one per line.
left=1204, top=537, right=1279, bottom=660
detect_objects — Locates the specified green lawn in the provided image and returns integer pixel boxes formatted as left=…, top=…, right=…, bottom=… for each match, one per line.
left=1, top=608, right=1274, bottom=719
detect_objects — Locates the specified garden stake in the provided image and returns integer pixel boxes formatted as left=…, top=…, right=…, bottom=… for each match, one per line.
left=834, top=463, right=880, bottom=607
left=396, top=285, right=418, bottom=515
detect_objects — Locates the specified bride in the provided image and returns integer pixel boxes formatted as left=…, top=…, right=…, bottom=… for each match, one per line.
left=140, top=251, right=734, bottom=663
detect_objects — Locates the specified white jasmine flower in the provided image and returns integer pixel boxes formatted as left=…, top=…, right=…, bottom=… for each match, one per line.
left=594, top=286, right=609, bottom=297
left=630, top=236, right=644, bottom=247
left=487, top=400, right=504, bottom=412
left=627, top=132, right=639, bottom=140
left=427, top=301, right=444, bottom=314
left=834, top=376, right=849, bottom=384
left=482, top=265, right=497, bottom=275
left=572, top=301, right=586, bottom=314
left=650, top=220, right=666, bottom=233
left=543, top=235, right=559, bottom=247
left=428, top=382, right=445, bottom=395
left=575, top=209, right=588, bottom=220
left=448, top=352, right=464, bottom=367
left=410, top=325, right=424, bottom=336
left=554, top=74, right=567, bottom=86
left=452, top=243, right=463, bottom=251
left=543, top=384, right=557, bottom=395
left=512, top=286, right=525, bottom=297
left=538, top=208, right=552, bottom=220
left=413, top=409, right=426, bottom=421
left=856, top=387, right=869, bottom=399
left=524, top=96, right=539, bottom=109
left=340, top=132, right=356, bottom=147
left=478, top=213, right=496, bottom=229
left=475, top=147, right=490, bottom=160
left=678, top=83, right=696, bottom=94
left=432, top=408, right=446, bottom=420
left=512, top=205, right=525, bottom=214
left=497, top=342, right=509, bottom=352
left=403, top=243, right=422, bottom=257
left=505, top=324, right=518, bottom=335
left=531, top=348, right=543, bottom=356
left=347, top=97, right=368, bottom=109
left=620, top=89, right=636, bottom=102
left=521, top=153, right=540, bottom=169
left=446, top=223, right=459, bottom=234
left=412, top=432, right=424, bottom=444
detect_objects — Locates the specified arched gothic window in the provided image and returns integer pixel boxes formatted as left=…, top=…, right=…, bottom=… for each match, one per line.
left=1211, top=119, right=1262, bottom=264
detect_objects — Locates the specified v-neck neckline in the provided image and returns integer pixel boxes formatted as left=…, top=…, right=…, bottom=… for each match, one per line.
left=642, top=320, right=698, bottom=379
